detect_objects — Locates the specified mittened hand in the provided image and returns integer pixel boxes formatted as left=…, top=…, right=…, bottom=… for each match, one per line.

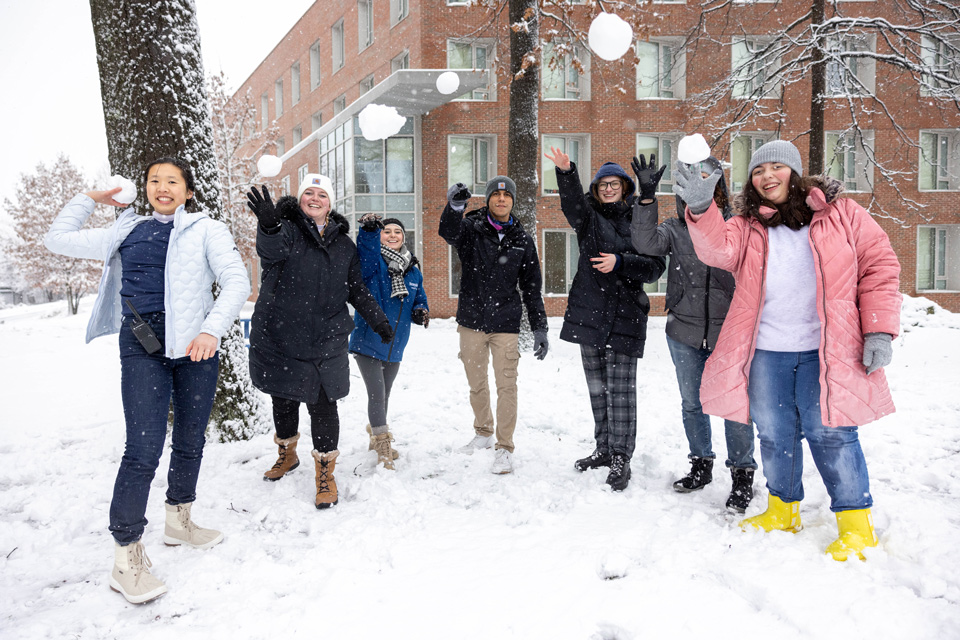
left=447, top=183, right=472, bottom=209
left=631, top=154, right=666, bottom=202
left=862, top=332, right=893, bottom=375
left=359, top=213, right=384, bottom=231
left=533, top=329, right=549, bottom=361
left=672, top=162, right=722, bottom=215
left=374, top=321, right=395, bottom=344
left=246, top=185, right=281, bottom=229
left=411, top=308, right=430, bottom=328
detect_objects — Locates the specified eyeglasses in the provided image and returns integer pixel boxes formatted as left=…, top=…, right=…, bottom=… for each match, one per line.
left=597, top=180, right=622, bottom=191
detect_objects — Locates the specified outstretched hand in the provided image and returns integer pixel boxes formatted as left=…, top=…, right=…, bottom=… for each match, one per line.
left=672, top=162, right=722, bottom=215
left=84, top=188, right=130, bottom=208
left=544, top=146, right=571, bottom=172
left=246, top=185, right=281, bottom=229
left=631, top=154, right=666, bottom=203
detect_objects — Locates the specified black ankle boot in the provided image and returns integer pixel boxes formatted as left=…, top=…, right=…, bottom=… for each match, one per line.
left=575, top=450, right=611, bottom=472
left=605, top=453, right=631, bottom=492
left=672, top=457, right=714, bottom=493
left=725, top=467, right=755, bottom=513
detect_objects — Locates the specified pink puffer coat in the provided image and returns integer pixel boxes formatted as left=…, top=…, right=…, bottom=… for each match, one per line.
left=686, top=177, right=901, bottom=427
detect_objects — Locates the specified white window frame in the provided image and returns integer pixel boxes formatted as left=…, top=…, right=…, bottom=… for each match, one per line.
left=825, top=130, right=874, bottom=192
left=280, top=175, right=291, bottom=197
left=919, top=130, right=960, bottom=191
left=643, top=255, right=670, bottom=295
left=448, top=248, right=462, bottom=297
left=447, top=39, right=496, bottom=101
left=917, top=225, right=959, bottom=291
left=391, top=51, right=410, bottom=73
left=332, top=19, right=345, bottom=73
left=541, top=134, right=591, bottom=195
left=260, top=92, right=269, bottom=129
left=358, top=0, right=374, bottom=51
left=921, top=35, right=960, bottom=97
left=275, top=78, right=283, bottom=117
left=730, top=132, right=775, bottom=193
left=446, top=0, right=470, bottom=5
left=360, top=74, right=376, bottom=95
left=636, top=133, right=682, bottom=193
left=333, top=94, right=346, bottom=115
left=292, top=124, right=302, bottom=146
left=731, top=36, right=781, bottom=99
left=291, top=62, right=301, bottom=105
left=636, top=38, right=685, bottom=100
left=310, top=41, right=322, bottom=89
left=543, top=229, right=579, bottom=296
left=276, top=137, right=285, bottom=156
left=447, top=134, right=497, bottom=194
left=825, top=34, right=876, bottom=97
left=542, top=40, right=591, bottom=101
left=390, top=0, right=409, bottom=27
left=311, top=111, right=323, bottom=132
left=298, top=164, right=309, bottom=185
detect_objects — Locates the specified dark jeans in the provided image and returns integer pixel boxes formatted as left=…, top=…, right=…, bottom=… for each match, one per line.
left=110, top=313, right=219, bottom=545
left=272, top=390, right=340, bottom=452
left=354, top=353, right=401, bottom=427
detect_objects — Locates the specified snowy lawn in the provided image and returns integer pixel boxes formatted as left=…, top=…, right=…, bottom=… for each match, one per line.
left=1, top=297, right=959, bottom=639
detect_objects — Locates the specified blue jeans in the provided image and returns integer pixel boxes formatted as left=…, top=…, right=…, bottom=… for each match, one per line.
left=109, top=313, right=220, bottom=545
left=666, top=336, right=756, bottom=469
left=748, top=349, right=871, bottom=512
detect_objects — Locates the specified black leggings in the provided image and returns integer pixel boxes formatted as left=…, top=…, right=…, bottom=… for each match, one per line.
left=354, top=353, right=401, bottom=427
left=271, top=390, right=339, bottom=453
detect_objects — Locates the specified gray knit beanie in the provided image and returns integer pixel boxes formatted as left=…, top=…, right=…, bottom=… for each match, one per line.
left=485, top=175, right=517, bottom=205
left=747, top=140, right=803, bottom=178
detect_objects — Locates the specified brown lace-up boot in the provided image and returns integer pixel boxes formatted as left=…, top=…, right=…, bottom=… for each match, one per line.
left=372, top=430, right=397, bottom=470
left=263, top=433, right=300, bottom=481
left=366, top=424, right=399, bottom=460
left=312, top=449, right=340, bottom=509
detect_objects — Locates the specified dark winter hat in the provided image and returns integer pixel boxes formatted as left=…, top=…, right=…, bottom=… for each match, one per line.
left=590, top=162, right=636, bottom=199
left=485, top=175, right=517, bottom=205
left=748, top=140, right=803, bottom=178
left=382, top=217, right=405, bottom=234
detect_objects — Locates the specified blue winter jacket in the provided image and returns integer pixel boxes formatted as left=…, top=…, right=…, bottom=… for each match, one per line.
left=348, top=228, right=428, bottom=362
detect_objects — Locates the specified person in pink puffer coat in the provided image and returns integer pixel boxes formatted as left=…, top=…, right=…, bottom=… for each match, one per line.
left=673, top=140, right=901, bottom=562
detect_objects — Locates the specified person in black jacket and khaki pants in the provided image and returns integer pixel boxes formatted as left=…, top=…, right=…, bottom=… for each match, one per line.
left=440, top=176, right=549, bottom=475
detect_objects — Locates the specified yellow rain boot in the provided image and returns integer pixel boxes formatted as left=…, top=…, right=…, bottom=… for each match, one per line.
left=826, top=509, right=878, bottom=561
left=739, top=494, right=803, bottom=533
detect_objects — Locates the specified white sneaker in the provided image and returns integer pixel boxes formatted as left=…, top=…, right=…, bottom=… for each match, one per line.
left=491, top=448, right=513, bottom=475
left=458, top=434, right=494, bottom=454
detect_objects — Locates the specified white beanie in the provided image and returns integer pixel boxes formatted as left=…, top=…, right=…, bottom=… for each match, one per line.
left=298, top=173, right=334, bottom=200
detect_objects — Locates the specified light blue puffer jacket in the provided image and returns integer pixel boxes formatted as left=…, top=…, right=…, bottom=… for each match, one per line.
left=44, top=194, right=250, bottom=358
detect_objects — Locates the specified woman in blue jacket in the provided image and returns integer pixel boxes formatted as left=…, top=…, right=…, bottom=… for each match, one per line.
left=349, top=214, right=429, bottom=470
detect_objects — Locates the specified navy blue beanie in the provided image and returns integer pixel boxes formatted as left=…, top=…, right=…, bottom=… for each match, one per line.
left=590, top=162, right=636, bottom=199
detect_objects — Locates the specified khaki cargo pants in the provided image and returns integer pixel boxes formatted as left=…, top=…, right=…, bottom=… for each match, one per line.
left=457, top=325, right=520, bottom=453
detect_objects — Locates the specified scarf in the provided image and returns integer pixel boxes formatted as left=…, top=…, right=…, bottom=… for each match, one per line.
left=486, top=214, right=513, bottom=232
left=381, top=244, right=412, bottom=298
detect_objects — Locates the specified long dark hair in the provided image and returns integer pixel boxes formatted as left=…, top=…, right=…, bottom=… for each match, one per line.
left=142, top=157, right=197, bottom=212
left=741, top=170, right=815, bottom=230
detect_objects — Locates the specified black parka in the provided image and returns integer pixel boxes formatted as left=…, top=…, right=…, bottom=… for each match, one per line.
left=250, top=197, right=388, bottom=403
left=439, top=203, right=547, bottom=334
left=556, top=163, right=666, bottom=358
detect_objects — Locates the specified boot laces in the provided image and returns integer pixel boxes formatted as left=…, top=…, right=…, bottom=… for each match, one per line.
left=128, top=543, right=153, bottom=583
left=271, top=446, right=290, bottom=471
left=177, top=507, right=199, bottom=534
left=317, top=461, right=332, bottom=493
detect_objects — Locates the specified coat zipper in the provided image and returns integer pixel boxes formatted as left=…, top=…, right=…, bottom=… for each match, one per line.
left=702, top=266, right=711, bottom=349
left=742, top=225, right=768, bottom=420
left=809, top=222, right=832, bottom=426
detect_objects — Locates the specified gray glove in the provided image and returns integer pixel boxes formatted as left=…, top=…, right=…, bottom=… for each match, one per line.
left=862, top=332, right=893, bottom=375
left=533, top=329, right=549, bottom=360
left=447, top=183, right=471, bottom=210
left=672, top=161, right=722, bottom=215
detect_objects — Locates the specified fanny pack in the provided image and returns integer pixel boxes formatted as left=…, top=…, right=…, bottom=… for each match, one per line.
left=124, top=300, right=162, bottom=354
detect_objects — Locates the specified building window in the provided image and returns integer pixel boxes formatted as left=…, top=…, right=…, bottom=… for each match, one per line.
left=543, top=230, right=580, bottom=295
left=447, top=39, right=495, bottom=100
left=542, top=135, right=590, bottom=195
left=920, top=131, right=959, bottom=191
left=449, top=249, right=462, bottom=297
left=310, top=41, right=322, bottom=89
left=636, top=134, right=681, bottom=193
left=643, top=255, right=669, bottom=294
left=446, top=0, right=469, bottom=5
left=542, top=40, right=590, bottom=100
left=292, top=125, right=303, bottom=146
left=636, top=39, right=684, bottom=99
left=291, top=62, right=301, bottom=105
left=825, top=34, right=875, bottom=96
left=921, top=35, right=959, bottom=96
left=732, top=37, right=780, bottom=99
left=358, top=0, right=374, bottom=51
left=332, top=19, right=345, bottom=72
left=334, top=94, right=346, bottom=115
left=261, top=93, right=269, bottom=129
left=825, top=130, right=874, bottom=192
left=360, top=74, right=375, bottom=95
left=298, top=163, right=309, bottom=185
left=448, top=135, right=495, bottom=193
left=275, top=78, right=283, bottom=117
left=390, top=0, right=409, bottom=26
left=277, top=137, right=285, bottom=156
left=280, top=175, right=290, bottom=197
left=730, top=133, right=774, bottom=193
left=312, top=111, right=323, bottom=131
left=917, top=226, right=958, bottom=291
left=391, top=51, right=410, bottom=73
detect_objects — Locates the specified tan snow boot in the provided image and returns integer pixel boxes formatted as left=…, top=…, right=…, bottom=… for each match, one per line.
left=366, top=424, right=399, bottom=460
left=263, top=433, right=300, bottom=481
left=313, top=449, right=340, bottom=510
left=163, top=502, right=223, bottom=549
left=372, top=430, right=397, bottom=470
left=110, top=541, right=167, bottom=604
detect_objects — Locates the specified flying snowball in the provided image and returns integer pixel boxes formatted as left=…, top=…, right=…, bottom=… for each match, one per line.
left=588, top=12, right=634, bottom=61
left=358, top=103, right=407, bottom=141
left=257, top=155, right=283, bottom=178
left=436, top=71, right=461, bottom=95
left=677, top=134, right=712, bottom=165
left=105, top=175, right=137, bottom=204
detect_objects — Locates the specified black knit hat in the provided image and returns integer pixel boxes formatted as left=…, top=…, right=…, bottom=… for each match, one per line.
left=382, top=217, right=405, bottom=234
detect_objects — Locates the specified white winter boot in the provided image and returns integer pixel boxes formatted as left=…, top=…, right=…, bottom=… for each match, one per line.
left=110, top=541, right=167, bottom=604
left=163, top=502, right=224, bottom=549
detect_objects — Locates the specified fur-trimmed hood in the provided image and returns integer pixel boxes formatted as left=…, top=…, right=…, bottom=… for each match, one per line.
left=276, top=195, right=349, bottom=235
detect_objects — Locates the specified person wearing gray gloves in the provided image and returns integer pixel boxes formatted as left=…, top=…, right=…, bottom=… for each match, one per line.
left=439, top=175, right=549, bottom=475
left=630, top=153, right=757, bottom=512
left=674, top=139, right=901, bottom=562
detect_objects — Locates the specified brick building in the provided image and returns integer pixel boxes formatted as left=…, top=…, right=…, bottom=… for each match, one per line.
left=234, top=0, right=960, bottom=315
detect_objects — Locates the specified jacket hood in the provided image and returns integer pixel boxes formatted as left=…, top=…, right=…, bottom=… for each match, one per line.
left=591, top=162, right=636, bottom=199
left=277, top=195, right=349, bottom=234
left=675, top=156, right=731, bottom=223
left=731, top=174, right=844, bottom=218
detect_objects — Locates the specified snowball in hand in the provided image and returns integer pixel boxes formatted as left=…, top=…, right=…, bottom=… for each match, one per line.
left=588, top=12, right=634, bottom=61
left=436, top=71, right=461, bottom=95
left=677, top=134, right=712, bottom=165
left=358, top=103, right=407, bottom=141
left=257, top=155, right=282, bottom=178
left=105, top=175, right=137, bottom=204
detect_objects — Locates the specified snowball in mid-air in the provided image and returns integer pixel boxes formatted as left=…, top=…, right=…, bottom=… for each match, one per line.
left=105, top=175, right=137, bottom=204
left=358, top=103, right=407, bottom=141
left=257, top=155, right=282, bottom=178
left=677, top=134, right=712, bottom=165
left=588, top=12, right=634, bottom=61
left=436, top=71, right=461, bottom=95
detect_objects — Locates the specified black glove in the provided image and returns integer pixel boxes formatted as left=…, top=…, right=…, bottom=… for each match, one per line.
left=246, top=185, right=281, bottom=230
left=411, top=308, right=430, bottom=328
left=447, top=183, right=472, bottom=210
left=359, top=213, right=383, bottom=232
left=631, top=155, right=667, bottom=202
left=373, top=321, right=395, bottom=344
left=533, top=329, right=549, bottom=360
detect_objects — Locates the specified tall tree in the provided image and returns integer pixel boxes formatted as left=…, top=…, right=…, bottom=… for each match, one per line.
left=89, top=0, right=267, bottom=440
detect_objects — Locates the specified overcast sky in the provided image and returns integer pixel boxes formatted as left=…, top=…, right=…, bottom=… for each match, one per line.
left=0, top=0, right=314, bottom=208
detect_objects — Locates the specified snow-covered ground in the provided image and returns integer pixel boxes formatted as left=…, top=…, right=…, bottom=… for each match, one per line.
left=1, top=297, right=959, bottom=639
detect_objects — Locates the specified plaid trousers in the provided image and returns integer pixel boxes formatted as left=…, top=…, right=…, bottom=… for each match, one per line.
left=580, top=344, right=638, bottom=459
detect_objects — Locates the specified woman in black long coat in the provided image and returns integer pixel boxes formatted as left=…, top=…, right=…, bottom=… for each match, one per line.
left=544, top=148, right=666, bottom=492
left=246, top=174, right=392, bottom=509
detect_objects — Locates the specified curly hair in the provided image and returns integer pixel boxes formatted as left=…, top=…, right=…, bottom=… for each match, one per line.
left=740, top=170, right=816, bottom=230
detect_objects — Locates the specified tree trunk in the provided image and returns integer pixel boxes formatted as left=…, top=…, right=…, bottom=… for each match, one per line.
left=67, top=285, right=81, bottom=315
left=808, top=0, right=826, bottom=175
left=89, top=0, right=267, bottom=440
